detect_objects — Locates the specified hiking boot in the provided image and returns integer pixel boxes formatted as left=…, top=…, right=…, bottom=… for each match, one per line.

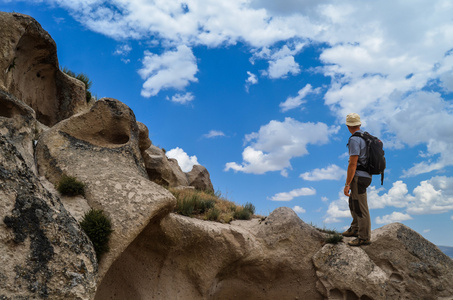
left=342, top=227, right=358, bottom=237
left=348, top=238, right=371, bottom=247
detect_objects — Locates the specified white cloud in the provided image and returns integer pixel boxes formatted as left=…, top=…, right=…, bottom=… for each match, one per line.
left=245, top=71, right=258, bottom=92
left=114, top=44, right=132, bottom=56
left=167, top=92, right=195, bottom=104
left=203, top=130, right=225, bottom=139
left=293, top=205, right=306, bottom=213
left=225, top=118, right=339, bottom=174
left=300, top=164, right=344, bottom=181
left=423, top=229, right=431, bottom=233
left=166, top=147, right=199, bottom=172
left=325, top=192, right=350, bottom=223
left=375, top=212, right=412, bottom=225
left=269, top=187, right=316, bottom=201
left=254, top=43, right=306, bottom=79
left=138, top=45, right=198, bottom=97
left=279, top=84, right=321, bottom=112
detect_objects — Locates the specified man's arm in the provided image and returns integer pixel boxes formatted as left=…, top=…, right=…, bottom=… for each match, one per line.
left=344, top=155, right=358, bottom=197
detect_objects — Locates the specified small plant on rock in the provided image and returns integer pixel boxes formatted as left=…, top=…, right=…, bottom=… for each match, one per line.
left=61, top=66, right=94, bottom=103
left=57, top=175, right=85, bottom=196
left=325, top=232, right=343, bottom=244
left=80, top=209, right=113, bottom=260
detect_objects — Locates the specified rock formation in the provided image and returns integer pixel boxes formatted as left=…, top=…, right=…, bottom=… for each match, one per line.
left=35, top=98, right=176, bottom=281
left=1, top=11, right=453, bottom=300
left=0, top=12, right=88, bottom=127
left=0, top=96, right=97, bottom=298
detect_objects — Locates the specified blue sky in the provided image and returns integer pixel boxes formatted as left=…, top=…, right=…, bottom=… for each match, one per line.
left=2, top=0, right=453, bottom=247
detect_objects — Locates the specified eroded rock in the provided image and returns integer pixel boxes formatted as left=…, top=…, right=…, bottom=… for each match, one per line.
left=0, top=136, right=97, bottom=299
left=95, top=207, right=325, bottom=300
left=143, top=145, right=189, bottom=187
left=35, top=98, right=176, bottom=281
left=187, top=164, right=214, bottom=192
left=0, top=12, right=88, bottom=127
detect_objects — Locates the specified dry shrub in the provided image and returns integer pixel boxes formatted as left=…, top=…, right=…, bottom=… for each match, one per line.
left=170, top=188, right=255, bottom=223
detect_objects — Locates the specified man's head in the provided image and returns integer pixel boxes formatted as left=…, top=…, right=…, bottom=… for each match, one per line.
left=346, top=113, right=361, bottom=133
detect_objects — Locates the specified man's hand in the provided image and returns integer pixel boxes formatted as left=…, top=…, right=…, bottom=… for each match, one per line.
left=344, top=185, right=350, bottom=197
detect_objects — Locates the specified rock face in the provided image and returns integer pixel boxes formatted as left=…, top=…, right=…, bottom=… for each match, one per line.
left=0, top=123, right=96, bottom=299
left=35, top=98, right=176, bottom=280
left=0, top=12, right=87, bottom=127
left=187, top=164, right=215, bottom=192
left=1, top=11, right=453, bottom=300
left=95, top=207, right=325, bottom=300
left=143, top=145, right=189, bottom=187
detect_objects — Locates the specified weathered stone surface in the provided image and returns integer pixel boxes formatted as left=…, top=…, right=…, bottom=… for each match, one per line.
left=313, top=222, right=453, bottom=300
left=365, top=223, right=453, bottom=299
left=0, top=12, right=87, bottom=127
left=95, top=207, right=325, bottom=300
left=187, top=164, right=214, bottom=192
left=0, top=90, right=37, bottom=173
left=313, top=243, right=388, bottom=299
left=143, top=145, right=189, bottom=187
left=137, top=121, right=151, bottom=152
left=0, top=136, right=97, bottom=299
left=35, top=98, right=176, bottom=280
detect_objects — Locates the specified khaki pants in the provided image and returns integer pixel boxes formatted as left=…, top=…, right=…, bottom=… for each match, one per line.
left=348, top=176, right=372, bottom=240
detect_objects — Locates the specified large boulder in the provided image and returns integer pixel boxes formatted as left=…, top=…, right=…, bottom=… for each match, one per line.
left=0, top=135, right=97, bottom=299
left=0, top=12, right=88, bottom=127
left=94, top=207, right=325, bottom=300
left=187, top=164, right=214, bottom=192
left=313, top=223, right=453, bottom=300
left=35, top=98, right=176, bottom=280
left=143, top=145, right=189, bottom=187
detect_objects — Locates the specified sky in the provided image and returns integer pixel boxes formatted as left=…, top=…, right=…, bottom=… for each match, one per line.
left=1, top=0, right=453, bottom=247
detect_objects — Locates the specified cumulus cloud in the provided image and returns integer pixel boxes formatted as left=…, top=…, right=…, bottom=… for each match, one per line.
left=293, top=205, right=306, bottom=213
left=203, top=130, right=226, bottom=138
left=375, top=212, right=413, bottom=225
left=254, top=43, right=306, bottom=79
left=279, top=84, right=321, bottom=112
left=167, top=92, right=195, bottom=104
left=300, top=164, right=344, bottom=181
left=166, top=147, right=199, bottom=172
left=325, top=193, right=350, bottom=223
left=269, top=187, right=316, bottom=201
left=225, top=118, right=339, bottom=174
left=138, top=45, right=198, bottom=97
left=324, top=176, right=453, bottom=224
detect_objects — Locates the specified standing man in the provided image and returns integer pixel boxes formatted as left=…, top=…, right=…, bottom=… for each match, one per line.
left=343, top=113, right=372, bottom=246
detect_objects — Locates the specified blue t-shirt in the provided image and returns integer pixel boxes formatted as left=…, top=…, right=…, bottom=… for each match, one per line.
left=348, top=130, right=372, bottom=178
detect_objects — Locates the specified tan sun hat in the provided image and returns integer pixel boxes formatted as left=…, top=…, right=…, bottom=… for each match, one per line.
left=345, top=113, right=361, bottom=126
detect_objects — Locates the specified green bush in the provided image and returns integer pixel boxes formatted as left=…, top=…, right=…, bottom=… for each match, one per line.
left=61, top=67, right=93, bottom=103
left=244, top=202, right=255, bottom=215
left=325, top=233, right=343, bottom=244
left=80, top=209, right=113, bottom=260
left=233, top=207, right=251, bottom=220
left=57, top=175, right=85, bottom=196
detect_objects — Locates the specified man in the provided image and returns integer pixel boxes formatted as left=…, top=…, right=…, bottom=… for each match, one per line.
left=343, top=113, right=372, bottom=246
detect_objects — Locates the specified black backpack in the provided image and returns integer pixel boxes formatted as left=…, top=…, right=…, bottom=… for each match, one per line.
left=351, top=131, right=386, bottom=185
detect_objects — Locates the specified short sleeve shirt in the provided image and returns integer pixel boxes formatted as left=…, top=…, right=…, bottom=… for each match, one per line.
left=348, top=130, right=372, bottom=178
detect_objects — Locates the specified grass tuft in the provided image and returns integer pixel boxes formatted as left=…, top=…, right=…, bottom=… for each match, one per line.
left=57, top=175, right=85, bottom=196
left=325, top=233, right=344, bottom=244
left=170, top=188, right=256, bottom=223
